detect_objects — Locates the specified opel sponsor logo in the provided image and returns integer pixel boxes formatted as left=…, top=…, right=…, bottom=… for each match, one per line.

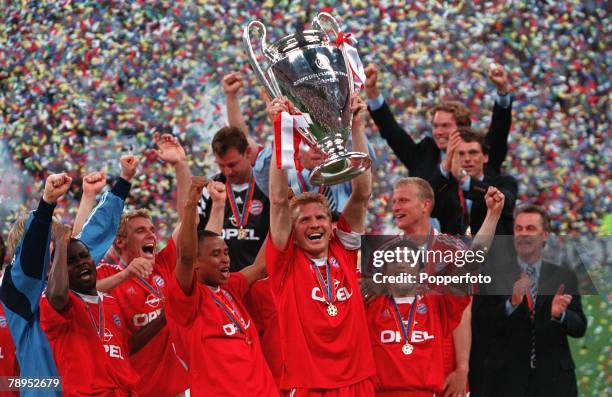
left=145, top=294, right=161, bottom=308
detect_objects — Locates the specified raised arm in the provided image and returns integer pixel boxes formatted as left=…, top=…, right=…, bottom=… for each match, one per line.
left=153, top=133, right=192, bottom=241
left=204, top=180, right=226, bottom=234
left=77, top=155, right=136, bottom=264
left=239, top=236, right=268, bottom=286
left=470, top=187, right=505, bottom=253
left=0, top=173, right=72, bottom=315
left=72, top=171, right=107, bottom=237
left=485, top=62, right=512, bottom=175
left=267, top=98, right=293, bottom=249
left=176, top=176, right=207, bottom=295
left=341, top=94, right=372, bottom=233
left=223, top=72, right=260, bottom=156
left=45, top=224, right=72, bottom=312
left=365, top=64, right=419, bottom=170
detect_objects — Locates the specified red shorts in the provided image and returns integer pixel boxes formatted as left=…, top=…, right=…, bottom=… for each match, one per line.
left=285, top=378, right=375, bottom=397
left=376, top=392, right=436, bottom=397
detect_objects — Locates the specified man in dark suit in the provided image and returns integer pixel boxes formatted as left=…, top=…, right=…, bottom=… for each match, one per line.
left=364, top=62, right=513, bottom=179
left=428, top=127, right=517, bottom=235
left=473, top=205, right=587, bottom=397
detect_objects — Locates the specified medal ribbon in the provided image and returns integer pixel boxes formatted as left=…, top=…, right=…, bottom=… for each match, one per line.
left=73, top=292, right=105, bottom=341
left=389, top=296, right=418, bottom=346
left=118, top=261, right=162, bottom=298
left=211, top=289, right=247, bottom=335
left=226, top=174, right=256, bottom=230
left=310, top=259, right=336, bottom=307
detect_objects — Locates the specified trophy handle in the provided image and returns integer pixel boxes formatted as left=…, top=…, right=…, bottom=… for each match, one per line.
left=313, top=12, right=355, bottom=95
left=312, top=12, right=340, bottom=37
left=243, top=21, right=281, bottom=99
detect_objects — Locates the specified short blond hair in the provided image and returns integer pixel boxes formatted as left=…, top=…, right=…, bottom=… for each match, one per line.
left=6, top=216, right=62, bottom=261
left=113, top=209, right=152, bottom=252
left=394, top=177, right=435, bottom=208
left=289, top=192, right=331, bottom=222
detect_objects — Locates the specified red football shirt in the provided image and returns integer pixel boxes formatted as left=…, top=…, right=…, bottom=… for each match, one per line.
left=367, top=294, right=469, bottom=393
left=97, top=238, right=188, bottom=397
left=422, top=231, right=470, bottom=377
left=166, top=272, right=279, bottom=397
left=244, top=277, right=282, bottom=387
left=0, top=305, right=19, bottom=397
left=40, top=292, right=138, bottom=395
left=265, top=216, right=376, bottom=390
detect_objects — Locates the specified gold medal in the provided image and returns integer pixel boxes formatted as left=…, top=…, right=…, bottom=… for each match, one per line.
left=402, top=343, right=414, bottom=355
left=237, top=227, right=247, bottom=240
left=327, top=304, right=338, bottom=317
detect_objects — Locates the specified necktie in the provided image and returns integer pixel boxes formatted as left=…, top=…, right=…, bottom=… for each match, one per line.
left=457, top=185, right=469, bottom=234
left=525, top=265, right=537, bottom=369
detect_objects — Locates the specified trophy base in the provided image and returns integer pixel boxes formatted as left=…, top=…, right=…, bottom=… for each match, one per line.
left=309, top=152, right=371, bottom=186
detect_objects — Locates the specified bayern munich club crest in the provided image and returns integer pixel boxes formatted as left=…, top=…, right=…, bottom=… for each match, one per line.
left=153, top=275, right=165, bottom=287
left=329, top=256, right=339, bottom=268
left=417, top=303, right=427, bottom=314
left=112, top=314, right=122, bottom=327
left=0, top=316, right=6, bottom=328
left=249, top=199, right=264, bottom=216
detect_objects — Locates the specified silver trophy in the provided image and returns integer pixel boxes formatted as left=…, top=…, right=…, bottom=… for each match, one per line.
left=243, top=12, right=371, bottom=186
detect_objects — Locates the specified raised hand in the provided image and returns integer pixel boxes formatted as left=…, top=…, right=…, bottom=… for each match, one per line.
left=187, top=176, right=207, bottom=205
left=266, top=97, right=293, bottom=124
left=442, top=130, right=462, bottom=175
left=487, top=62, right=509, bottom=95
left=485, top=187, right=505, bottom=216
left=364, top=64, right=380, bottom=100
left=350, top=93, right=368, bottom=130
left=53, top=223, right=72, bottom=246
left=120, top=154, right=139, bottom=182
left=511, top=274, right=531, bottom=307
left=207, top=180, right=226, bottom=205
left=551, top=284, right=572, bottom=319
left=82, top=171, right=107, bottom=197
left=43, top=173, right=72, bottom=204
left=222, top=72, right=244, bottom=97
left=125, top=257, right=154, bottom=279
left=154, top=132, right=187, bottom=165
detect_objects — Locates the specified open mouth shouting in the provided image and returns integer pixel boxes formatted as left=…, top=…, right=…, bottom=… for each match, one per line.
left=79, top=267, right=94, bottom=282
left=307, top=232, right=324, bottom=241
left=219, top=265, right=230, bottom=281
left=141, top=243, right=155, bottom=260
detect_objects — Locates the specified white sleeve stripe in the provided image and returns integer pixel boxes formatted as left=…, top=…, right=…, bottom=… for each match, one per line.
left=336, top=228, right=361, bottom=250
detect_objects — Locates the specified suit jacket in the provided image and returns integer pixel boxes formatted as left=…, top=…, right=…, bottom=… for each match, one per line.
left=472, top=260, right=587, bottom=397
left=429, top=169, right=518, bottom=235
left=368, top=100, right=512, bottom=180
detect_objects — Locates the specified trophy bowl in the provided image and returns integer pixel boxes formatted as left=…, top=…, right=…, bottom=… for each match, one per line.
left=243, top=13, right=371, bottom=186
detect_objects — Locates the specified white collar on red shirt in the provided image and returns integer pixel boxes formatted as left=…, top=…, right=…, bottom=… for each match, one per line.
left=207, top=285, right=221, bottom=293
left=74, top=291, right=103, bottom=304
left=311, top=257, right=328, bottom=267
left=393, top=296, right=417, bottom=305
